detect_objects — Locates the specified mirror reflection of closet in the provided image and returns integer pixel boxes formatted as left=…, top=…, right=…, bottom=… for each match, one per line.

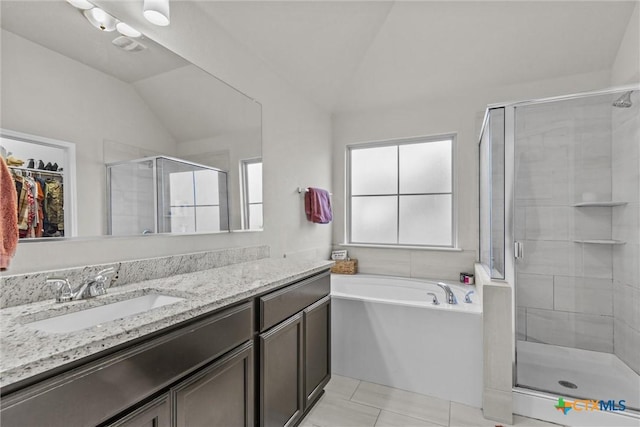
left=0, top=129, right=77, bottom=239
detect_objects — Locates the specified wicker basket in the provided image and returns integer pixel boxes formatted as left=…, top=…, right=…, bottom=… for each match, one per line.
left=331, top=259, right=358, bottom=275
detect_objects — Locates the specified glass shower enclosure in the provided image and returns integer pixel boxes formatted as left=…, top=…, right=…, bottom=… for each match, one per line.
left=107, top=156, right=229, bottom=236
left=480, top=87, right=639, bottom=411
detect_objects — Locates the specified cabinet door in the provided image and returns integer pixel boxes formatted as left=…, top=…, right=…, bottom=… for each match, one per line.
left=173, top=342, right=253, bottom=427
left=260, top=313, right=304, bottom=427
left=303, top=296, right=331, bottom=409
left=106, top=394, right=171, bottom=427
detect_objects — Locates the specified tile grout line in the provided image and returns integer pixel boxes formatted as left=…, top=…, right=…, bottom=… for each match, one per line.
left=348, top=380, right=362, bottom=401
left=386, top=408, right=450, bottom=427
left=352, top=400, right=449, bottom=427
left=348, top=380, right=452, bottom=426
left=372, top=407, right=381, bottom=427
left=332, top=383, right=382, bottom=427
left=346, top=395, right=450, bottom=426
left=324, top=378, right=567, bottom=427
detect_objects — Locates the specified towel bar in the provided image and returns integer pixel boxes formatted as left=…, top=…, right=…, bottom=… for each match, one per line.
left=297, top=187, right=332, bottom=195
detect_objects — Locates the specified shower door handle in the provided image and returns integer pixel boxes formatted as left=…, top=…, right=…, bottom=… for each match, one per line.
left=515, top=241, right=524, bottom=259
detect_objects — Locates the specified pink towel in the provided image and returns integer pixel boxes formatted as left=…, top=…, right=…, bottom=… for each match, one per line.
left=304, top=187, right=332, bottom=224
left=1, top=157, right=19, bottom=270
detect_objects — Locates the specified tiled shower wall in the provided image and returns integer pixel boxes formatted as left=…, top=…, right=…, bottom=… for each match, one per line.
left=612, top=94, right=640, bottom=374
left=515, top=96, right=616, bottom=353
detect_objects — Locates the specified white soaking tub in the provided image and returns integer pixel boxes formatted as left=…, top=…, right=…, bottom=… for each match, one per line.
left=331, top=274, right=483, bottom=407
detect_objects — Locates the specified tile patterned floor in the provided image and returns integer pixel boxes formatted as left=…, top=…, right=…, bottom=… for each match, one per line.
left=300, top=375, right=563, bottom=427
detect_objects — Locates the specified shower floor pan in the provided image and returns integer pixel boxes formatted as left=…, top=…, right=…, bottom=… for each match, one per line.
left=516, top=340, right=639, bottom=410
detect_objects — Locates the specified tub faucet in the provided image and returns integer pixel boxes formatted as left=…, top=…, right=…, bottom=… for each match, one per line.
left=46, top=268, right=115, bottom=303
left=427, top=292, right=440, bottom=305
left=464, top=290, right=475, bottom=303
left=436, top=282, right=457, bottom=305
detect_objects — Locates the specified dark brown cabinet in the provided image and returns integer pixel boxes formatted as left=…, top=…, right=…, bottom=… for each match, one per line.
left=303, top=296, right=331, bottom=408
left=259, top=272, right=331, bottom=426
left=107, top=395, right=171, bottom=427
left=173, top=343, right=253, bottom=427
left=260, top=314, right=304, bottom=427
left=0, top=302, right=253, bottom=427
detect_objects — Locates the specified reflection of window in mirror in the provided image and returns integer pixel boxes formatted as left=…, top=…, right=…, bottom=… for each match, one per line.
left=241, top=159, right=263, bottom=230
left=1, top=129, right=77, bottom=239
left=169, top=169, right=226, bottom=233
left=156, top=157, right=229, bottom=234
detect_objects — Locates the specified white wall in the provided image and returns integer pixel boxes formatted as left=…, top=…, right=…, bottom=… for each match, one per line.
left=332, top=70, right=611, bottom=280
left=4, top=1, right=333, bottom=274
left=611, top=2, right=640, bottom=86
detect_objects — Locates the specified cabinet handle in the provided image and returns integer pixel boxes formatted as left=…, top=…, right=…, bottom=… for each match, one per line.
left=515, top=241, right=524, bottom=259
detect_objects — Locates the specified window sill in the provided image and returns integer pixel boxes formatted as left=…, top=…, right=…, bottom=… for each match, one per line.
left=339, top=243, right=463, bottom=252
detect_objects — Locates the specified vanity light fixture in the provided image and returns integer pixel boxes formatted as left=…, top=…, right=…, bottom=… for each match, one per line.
left=66, top=0, right=144, bottom=45
left=116, top=22, right=142, bottom=38
left=83, top=7, right=117, bottom=32
left=143, top=0, right=170, bottom=26
left=66, top=0, right=93, bottom=10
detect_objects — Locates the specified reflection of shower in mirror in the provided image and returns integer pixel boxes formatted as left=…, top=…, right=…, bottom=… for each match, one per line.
left=107, top=156, right=229, bottom=236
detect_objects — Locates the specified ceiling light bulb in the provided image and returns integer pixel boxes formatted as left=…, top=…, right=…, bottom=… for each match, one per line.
left=83, top=7, right=117, bottom=32
left=116, top=22, right=142, bottom=38
left=143, top=0, right=170, bottom=26
left=66, top=0, right=94, bottom=10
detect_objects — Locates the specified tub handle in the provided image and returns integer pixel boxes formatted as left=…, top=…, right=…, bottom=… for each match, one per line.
left=427, top=292, right=440, bottom=305
left=464, top=290, right=475, bottom=303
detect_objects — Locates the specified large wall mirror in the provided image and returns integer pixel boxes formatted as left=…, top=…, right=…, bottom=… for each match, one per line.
left=0, top=0, right=262, bottom=239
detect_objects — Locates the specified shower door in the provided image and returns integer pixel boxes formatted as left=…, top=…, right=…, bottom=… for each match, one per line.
left=513, top=90, right=639, bottom=410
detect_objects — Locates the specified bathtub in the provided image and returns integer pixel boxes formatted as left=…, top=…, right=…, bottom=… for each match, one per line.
left=331, top=274, right=483, bottom=407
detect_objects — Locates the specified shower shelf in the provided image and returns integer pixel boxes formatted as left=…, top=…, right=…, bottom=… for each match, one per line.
left=573, top=239, right=626, bottom=245
left=572, top=201, right=628, bottom=207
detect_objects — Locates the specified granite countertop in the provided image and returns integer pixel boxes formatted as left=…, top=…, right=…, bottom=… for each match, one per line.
left=0, top=258, right=333, bottom=390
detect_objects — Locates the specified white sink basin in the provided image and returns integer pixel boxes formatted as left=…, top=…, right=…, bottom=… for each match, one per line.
left=27, top=294, right=185, bottom=334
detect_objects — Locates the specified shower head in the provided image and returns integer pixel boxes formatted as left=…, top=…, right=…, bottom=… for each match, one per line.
left=613, top=91, right=633, bottom=108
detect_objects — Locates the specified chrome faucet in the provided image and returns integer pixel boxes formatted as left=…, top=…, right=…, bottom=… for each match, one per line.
left=427, top=292, right=440, bottom=305
left=464, top=290, right=475, bottom=303
left=46, top=268, right=115, bottom=303
left=436, top=282, right=457, bottom=305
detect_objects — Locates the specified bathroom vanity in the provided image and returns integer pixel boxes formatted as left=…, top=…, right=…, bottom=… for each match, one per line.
left=0, top=258, right=332, bottom=427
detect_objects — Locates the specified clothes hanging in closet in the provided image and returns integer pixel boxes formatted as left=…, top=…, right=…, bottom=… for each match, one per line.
left=9, top=168, right=63, bottom=238
left=1, top=157, right=19, bottom=270
left=44, top=179, right=64, bottom=235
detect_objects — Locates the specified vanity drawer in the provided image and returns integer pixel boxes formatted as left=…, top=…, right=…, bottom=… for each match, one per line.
left=0, top=302, right=253, bottom=427
left=259, top=271, right=330, bottom=332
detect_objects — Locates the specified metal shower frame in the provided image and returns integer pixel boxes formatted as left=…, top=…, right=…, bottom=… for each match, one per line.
left=478, top=83, right=640, bottom=393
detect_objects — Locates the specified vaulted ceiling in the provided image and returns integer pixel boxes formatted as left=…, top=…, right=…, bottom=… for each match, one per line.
left=7, top=1, right=634, bottom=115
left=193, top=1, right=636, bottom=113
